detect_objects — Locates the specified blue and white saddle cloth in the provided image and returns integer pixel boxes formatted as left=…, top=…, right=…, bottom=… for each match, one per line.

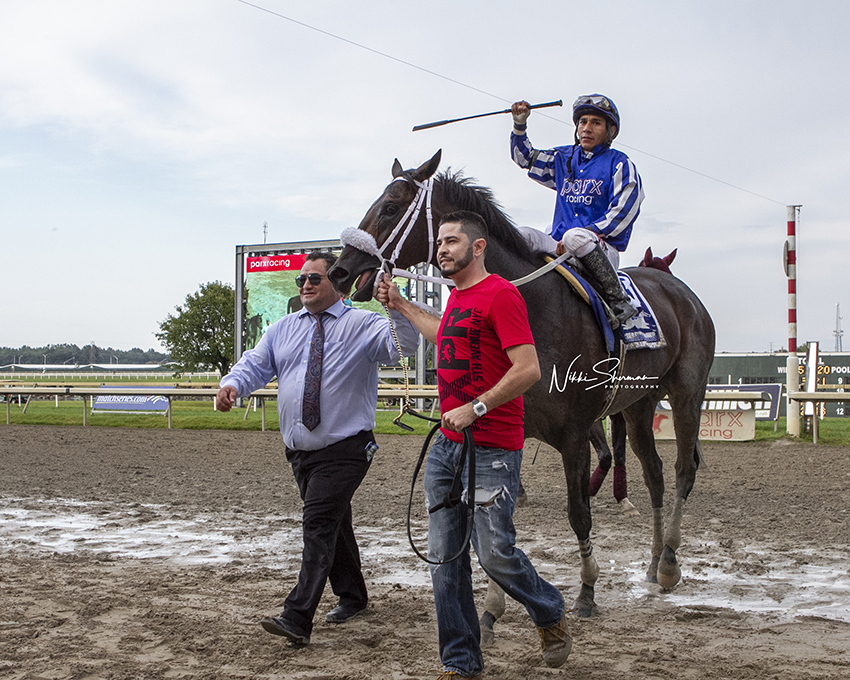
left=617, top=271, right=666, bottom=350
left=546, top=257, right=666, bottom=352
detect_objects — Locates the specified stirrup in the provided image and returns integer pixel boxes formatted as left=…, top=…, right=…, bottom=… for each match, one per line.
left=598, top=298, right=631, bottom=330
left=610, top=300, right=637, bottom=326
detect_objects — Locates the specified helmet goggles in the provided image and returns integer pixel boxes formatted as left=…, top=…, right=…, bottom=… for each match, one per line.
left=573, top=95, right=614, bottom=113
left=572, top=93, right=620, bottom=138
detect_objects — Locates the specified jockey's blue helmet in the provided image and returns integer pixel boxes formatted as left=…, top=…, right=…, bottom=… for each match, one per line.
left=572, top=94, right=620, bottom=139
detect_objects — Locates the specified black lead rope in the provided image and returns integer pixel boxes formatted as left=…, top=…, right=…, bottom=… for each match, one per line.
left=379, top=263, right=475, bottom=564
left=399, top=406, right=476, bottom=565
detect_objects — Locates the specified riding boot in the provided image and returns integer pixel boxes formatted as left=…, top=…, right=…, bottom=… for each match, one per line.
left=579, top=245, right=637, bottom=328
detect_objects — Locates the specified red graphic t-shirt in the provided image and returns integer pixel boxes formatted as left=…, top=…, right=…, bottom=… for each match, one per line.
left=437, top=274, right=535, bottom=450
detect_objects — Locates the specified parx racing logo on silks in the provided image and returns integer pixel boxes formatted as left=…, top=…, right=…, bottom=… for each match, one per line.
left=559, top=178, right=603, bottom=206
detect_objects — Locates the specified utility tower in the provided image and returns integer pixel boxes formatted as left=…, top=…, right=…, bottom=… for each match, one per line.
left=835, top=303, right=844, bottom=351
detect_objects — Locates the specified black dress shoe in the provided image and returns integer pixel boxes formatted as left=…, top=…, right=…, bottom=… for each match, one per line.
left=260, top=616, right=310, bottom=645
left=325, top=603, right=367, bottom=623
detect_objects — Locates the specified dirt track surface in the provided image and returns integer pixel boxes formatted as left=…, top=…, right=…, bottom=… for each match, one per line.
left=1, top=425, right=849, bottom=679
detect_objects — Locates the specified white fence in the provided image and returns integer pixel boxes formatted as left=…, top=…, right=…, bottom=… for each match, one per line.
left=2, top=385, right=438, bottom=431
left=3, top=386, right=783, bottom=439
left=0, top=372, right=220, bottom=381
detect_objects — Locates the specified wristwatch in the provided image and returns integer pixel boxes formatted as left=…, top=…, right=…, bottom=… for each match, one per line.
left=471, top=398, right=488, bottom=417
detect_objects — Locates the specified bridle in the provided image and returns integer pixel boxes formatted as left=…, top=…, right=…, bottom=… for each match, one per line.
left=381, top=176, right=435, bottom=267
left=339, top=176, right=442, bottom=285
left=339, top=174, right=570, bottom=291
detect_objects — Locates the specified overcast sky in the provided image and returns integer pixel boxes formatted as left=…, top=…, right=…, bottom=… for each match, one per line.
left=2, top=0, right=848, bottom=353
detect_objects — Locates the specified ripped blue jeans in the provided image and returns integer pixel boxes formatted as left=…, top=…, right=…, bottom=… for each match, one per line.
left=425, top=432, right=564, bottom=676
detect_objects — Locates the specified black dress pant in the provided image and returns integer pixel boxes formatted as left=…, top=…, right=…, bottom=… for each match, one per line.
left=280, top=430, right=374, bottom=635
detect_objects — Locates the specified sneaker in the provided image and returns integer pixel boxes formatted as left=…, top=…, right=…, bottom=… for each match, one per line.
left=436, top=672, right=482, bottom=680
left=325, top=602, right=367, bottom=624
left=538, top=613, right=572, bottom=668
left=260, top=615, right=310, bottom=646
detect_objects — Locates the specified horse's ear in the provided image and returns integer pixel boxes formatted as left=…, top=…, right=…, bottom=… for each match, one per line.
left=640, top=246, right=653, bottom=267
left=391, top=159, right=404, bottom=178
left=411, top=149, right=442, bottom=182
left=664, top=249, right=677, bottom=266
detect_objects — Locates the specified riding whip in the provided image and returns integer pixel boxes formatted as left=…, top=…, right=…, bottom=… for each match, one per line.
left=412, top=99, right=563, bottom=132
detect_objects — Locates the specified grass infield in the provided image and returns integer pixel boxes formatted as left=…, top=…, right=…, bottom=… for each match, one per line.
left=1, top=397, right=437, bottom=435
left=3, top=396, right=849, bottom=444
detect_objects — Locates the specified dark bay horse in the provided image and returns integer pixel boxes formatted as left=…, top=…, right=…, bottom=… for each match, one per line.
left=329, top=151, right=715, bottom=622
left=587, top=248, right=679, bottom=514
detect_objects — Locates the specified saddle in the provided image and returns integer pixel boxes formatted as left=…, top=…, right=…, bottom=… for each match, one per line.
left=543, top=256, right=666, bottom=352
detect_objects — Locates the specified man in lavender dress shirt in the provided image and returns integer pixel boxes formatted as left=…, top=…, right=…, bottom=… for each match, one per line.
left=216, top=251, right=418, bottom=646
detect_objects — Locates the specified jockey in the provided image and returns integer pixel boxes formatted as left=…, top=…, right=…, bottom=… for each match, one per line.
left=510, top=94, right=644, bottom=327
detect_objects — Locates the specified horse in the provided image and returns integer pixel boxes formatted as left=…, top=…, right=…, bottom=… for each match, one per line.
left=328, top=150, right=715, bottom=628
left=640, top=246, right=677, bottom=274
left=586, top=248, right=679, bottom=513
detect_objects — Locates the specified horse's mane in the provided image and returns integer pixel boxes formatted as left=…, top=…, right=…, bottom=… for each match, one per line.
left=435, top=169, right=538, bottom=263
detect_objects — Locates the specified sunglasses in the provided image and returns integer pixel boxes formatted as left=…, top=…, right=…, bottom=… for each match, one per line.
left=295, top=273, right=328, bottom=287
left=573, top=95, right=613, bottom=112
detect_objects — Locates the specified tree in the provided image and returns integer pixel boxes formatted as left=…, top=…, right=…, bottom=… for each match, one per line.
left=0, top=344, right=167, bottom=365
left=156, top=281, right=235, bottom=375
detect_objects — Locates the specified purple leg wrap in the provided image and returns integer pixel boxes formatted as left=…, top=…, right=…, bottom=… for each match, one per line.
left=589, top=466, right=608, bottom=497
left=613, top=465, right=627, bottom=502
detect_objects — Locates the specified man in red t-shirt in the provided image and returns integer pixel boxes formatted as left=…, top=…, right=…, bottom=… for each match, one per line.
left=377, top=210, right=570, bottom=678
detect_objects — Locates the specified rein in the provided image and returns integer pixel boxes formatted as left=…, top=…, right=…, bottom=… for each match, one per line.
left=386, top=250, right=571, bottom=289
left=403, top=410, right=477, bottom=565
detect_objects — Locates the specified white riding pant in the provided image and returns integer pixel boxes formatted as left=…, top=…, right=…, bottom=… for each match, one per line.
left=519, top=226, right=620, bottom=268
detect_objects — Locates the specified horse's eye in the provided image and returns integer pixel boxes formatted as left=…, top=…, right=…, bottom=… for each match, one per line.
left=382, top=203, right=399, bottom=217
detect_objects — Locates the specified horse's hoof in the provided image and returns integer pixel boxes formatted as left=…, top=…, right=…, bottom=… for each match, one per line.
left=618, top=498, right=640, bottom=518
left=570, top=600, right=598, bottom=618
left=569, top=584, right=597, bottom=618
left=657, top=545, right=681, bottom=590
left=479, top=611, right=496, bottom=647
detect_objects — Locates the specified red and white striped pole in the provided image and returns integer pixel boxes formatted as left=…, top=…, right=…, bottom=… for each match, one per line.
left=786, top=205, right=801, bottom=436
